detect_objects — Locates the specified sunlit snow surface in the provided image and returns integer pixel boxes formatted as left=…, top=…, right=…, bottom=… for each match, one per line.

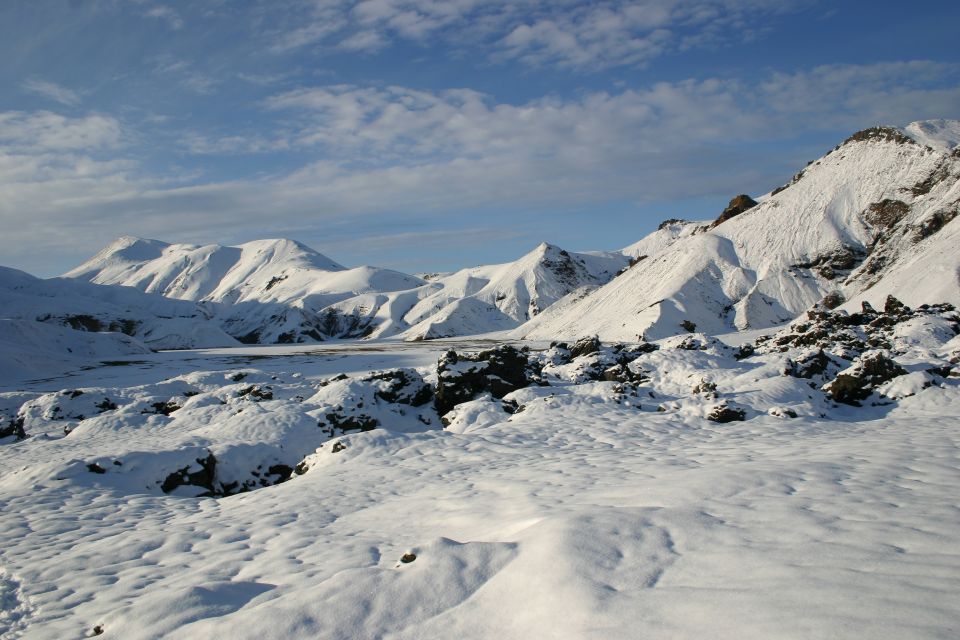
left=2, top=333, right=959, bottom=639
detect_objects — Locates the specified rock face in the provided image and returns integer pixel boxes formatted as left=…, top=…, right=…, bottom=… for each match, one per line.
left=711, top=194, right=758, bottom=228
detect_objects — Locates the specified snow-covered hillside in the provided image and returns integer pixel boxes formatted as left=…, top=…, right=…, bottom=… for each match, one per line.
left=521, top=121, right=960, bottom=341
left=0, top=266, right=239, bottom=351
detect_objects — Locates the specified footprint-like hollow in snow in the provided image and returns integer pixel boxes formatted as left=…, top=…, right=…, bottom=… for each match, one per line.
left=98, top=581, right=276, bottom=640
left=163, top=537, right=518, bottom=639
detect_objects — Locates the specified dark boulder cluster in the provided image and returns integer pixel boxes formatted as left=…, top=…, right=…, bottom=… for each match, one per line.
left=0, top=415, right=26, bottom=440
left=756, top=295, right=958, bottom=405
left=757, top=296, right=957, bottom=357
left=157, top=451, right=294, bottom=497
left=706, top=403, right=746, bottom=423
left=791, top=245, right=866, bottom=281
left=318, top=368, right=434, bottom=437
left=540, top=338, right=656, bottom=386
left=363, top=369, right=433, bottom=407
left=823, top=352, right=907, bottom=406
left=435, top=345, right=543, bottom=415
left=159, top=452, right=218, bottom=496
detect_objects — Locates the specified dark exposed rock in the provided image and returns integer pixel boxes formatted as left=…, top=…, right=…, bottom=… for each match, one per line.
left=63, top=315, right=104, bottom=332
left=569, top=336, right=601, bottom=358
left=267, top=464, right=293, bottom=483
left=883, top=295, right=909, bottom=317
left=711, top=194, right=758, bottom=228
left=142, top=400, right=181, bottom=416
left=787, top=349, right=836, bottom=379
left=913, top=209, right=957, bottom=242
left=911, top=161, right=952, bottom=196
left=658, top=218, right=687, bottom=230
left=865, top=199, right=909, bottom=229
left=680, top=320, right=697, bottom=333
left=692, top=379, right=717, bottom=397
left=824, top=352, right=907, bottom=405
left=160, top=453, right=217, bottom=496
left=1, top=416, right=26, bottom=440
left=323, top=412, right=379, bottom=433
left=400, top=552, right=417, bottom=564
left=107, top=319, right=140, bottom=336
left=821, top=291, right=845, bottom=310
left=435, top=345, right=541, bottom=415
left=843, top=126, right=915, bottom=146
left=87, top=463, right=107, bottom=474
left=236, top=330, right=261, bottom=345
left=601, top=363, right=649, bottom=385
left=237, top=386, right=273, bottom=401
left=94, top=398, right=118, bottom=412
left=363, top=369, right=432, bottom=406
left=264, top=274, right=288, bottom=291
left=793, top=245, right=865, bottom=280
left=707, top=404, right=746, bottom=423
left=733, top=344, right=755, bottom=360
left=332, top=441, right=347, bottom=453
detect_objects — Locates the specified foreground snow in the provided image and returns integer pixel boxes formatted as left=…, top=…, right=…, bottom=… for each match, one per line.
left=1, top=300, right=959, bottom=639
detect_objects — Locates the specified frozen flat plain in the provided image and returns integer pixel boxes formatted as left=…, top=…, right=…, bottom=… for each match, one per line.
left=2, top=329, right=959, bottom=639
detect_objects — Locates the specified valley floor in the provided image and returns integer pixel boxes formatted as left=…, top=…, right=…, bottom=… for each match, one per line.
left=1, top=338, right=959, bottom=639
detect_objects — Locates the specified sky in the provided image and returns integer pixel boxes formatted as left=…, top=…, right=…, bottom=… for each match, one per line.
left=1, top=0, right=959, bottom=277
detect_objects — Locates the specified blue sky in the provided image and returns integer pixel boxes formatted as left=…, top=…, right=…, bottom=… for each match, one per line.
left=1, top=0, right=958, bottom=277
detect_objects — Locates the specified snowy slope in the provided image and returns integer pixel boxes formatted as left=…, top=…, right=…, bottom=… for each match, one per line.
left=0, top=319, right=151, bottom=385
left=521, top=121, right=960, bottom=341
left=0, top=266, right=239, bottom=350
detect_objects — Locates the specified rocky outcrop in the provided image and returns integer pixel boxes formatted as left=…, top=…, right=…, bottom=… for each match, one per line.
left=435, top=346, right=541, bottom=416
left=711, top=194, right=758, bottom=228
left=824, top=352, right=908, bottom=406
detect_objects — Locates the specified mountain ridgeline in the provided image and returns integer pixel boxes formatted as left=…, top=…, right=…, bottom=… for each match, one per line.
left=5, top=119, right=960, bottom=352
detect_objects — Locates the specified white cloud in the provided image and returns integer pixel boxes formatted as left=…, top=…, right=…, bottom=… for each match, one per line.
left=0, top=111, right=123, bottom=152
left=2, top=60, right=958, bottom=275
left=144, top=5, right=184, bottom=30
left=21, top=79, right=81, bottom=106
left=269, top=0, right=811, bottom=70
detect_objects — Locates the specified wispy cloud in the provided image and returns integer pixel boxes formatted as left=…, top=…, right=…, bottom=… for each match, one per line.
left=0, top=111, right=123, bottom=152
left=2, top=60, right=958, bottom=276
left=151, top=55, right=218, bottom=94
left=143, top=5, right=184, bottom=30
left=21, top=78, right=81, bottom=106
left=266, top=0, right=813, bottom=70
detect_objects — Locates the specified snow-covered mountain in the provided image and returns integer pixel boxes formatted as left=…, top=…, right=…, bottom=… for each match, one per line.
left=9, top=119, right=960, bottom=350
left=324, top=243, right=629, bottom=341
left=520, top=121, right=960, bottom=341
left=63, top=238, right=627, bottom=343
